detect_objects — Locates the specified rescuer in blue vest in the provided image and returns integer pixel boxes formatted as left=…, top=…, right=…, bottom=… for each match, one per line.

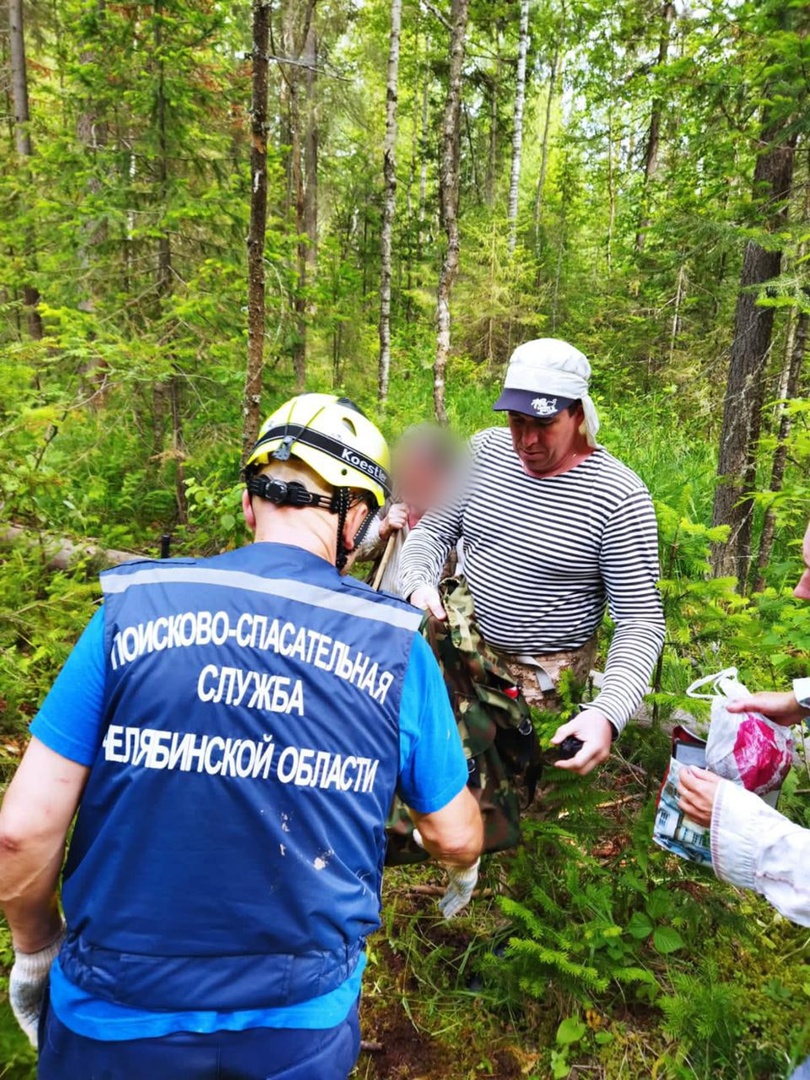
left=0, top=394, right=483, bottom=1080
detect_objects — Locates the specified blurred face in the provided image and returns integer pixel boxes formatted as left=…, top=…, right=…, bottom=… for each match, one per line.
left=507, top=406, right=584, bottom=478
left=795, top=522, right=810, bottom=601
left=395, top=449, right=451, bottom=514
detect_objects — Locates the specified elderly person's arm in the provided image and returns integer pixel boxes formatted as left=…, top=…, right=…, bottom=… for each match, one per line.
left=678, top=767, right=810, bottom=927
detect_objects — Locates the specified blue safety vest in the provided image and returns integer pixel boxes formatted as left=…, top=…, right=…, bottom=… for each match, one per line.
left=58, top=544, right=421, bottom=1012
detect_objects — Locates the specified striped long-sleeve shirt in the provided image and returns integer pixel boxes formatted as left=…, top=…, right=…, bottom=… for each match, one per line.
left=398, top=427, right=665, bottom=732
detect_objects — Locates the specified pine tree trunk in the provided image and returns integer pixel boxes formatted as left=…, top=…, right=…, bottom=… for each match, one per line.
left=433, top=0, right=469, bottom=425
left=8, top=0, right=43, bottom=340
left=76, top=0, right=109, bottom=407
left=533, top=46, right=558, bottom=246
left=635, top=1, right=674, bottom=253
left=507, top=0, right=530, bottom=254
left=605, top=102, right=616, bottom=270
left=280, top=0, right=317, bottom=392
left=303, top=20, right=318, bottom=278
left=710, top=114, right=797, bottom=585
left=378, top=0, right=402, bottom=405
left=155, top=6, right=186, bottom=525
left=752, top=306, right=807, bottom=590
left=244, top=0, right=271, bottom=462
left=485, top=66, right=498, bottom=208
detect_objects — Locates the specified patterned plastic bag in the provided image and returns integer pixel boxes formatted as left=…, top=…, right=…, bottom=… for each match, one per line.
left=689, top=667, right=793, bottom=803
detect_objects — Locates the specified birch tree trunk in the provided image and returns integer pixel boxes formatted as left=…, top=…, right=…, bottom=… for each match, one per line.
left=710, top=111, right=797, bottom=585
left=507, top=0, right=530, bottom=255
left=635, top=1, right=675, bottom=253
left=8, top=0, right=43, bottom=340
left=433, top=0, right=469, bottom=425
left=244, top=0, right=271, bottom=462
left=378, top=0, right=402, bottom=405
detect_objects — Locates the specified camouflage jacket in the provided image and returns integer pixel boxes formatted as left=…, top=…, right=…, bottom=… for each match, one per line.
left=385, top=576, right=541, bottom=864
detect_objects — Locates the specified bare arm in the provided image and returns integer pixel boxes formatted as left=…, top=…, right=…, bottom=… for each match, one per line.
left=410, top=786, right=483, bottom=868
left=0, top=737, right=89, bottom=951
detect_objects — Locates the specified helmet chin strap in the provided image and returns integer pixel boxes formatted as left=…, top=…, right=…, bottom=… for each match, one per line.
left=335, top=491, right=380, bottom=572
left=245, top=472, right=379, bottom=571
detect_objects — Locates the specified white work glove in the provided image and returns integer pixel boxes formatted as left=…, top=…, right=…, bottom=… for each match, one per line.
left=439, top=860, right=480, bottom=919
left=412, top=829, right=480, bottom=919
left=9, top=924, right=65, bottom=1048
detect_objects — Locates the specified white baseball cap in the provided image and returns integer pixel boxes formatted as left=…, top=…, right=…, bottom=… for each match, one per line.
left=493, top=338, right=592, bottom=418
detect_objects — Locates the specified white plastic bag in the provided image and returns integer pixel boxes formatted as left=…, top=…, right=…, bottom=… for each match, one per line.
left=687, top=667, right=794, bottom=804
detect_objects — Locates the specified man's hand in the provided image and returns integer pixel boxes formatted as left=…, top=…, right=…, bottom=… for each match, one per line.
left=677, top=766, right=722, bottom=828
left=379, top=502, right=409, bottom=540
left=9, top=924, right=65, bottom=1048
left=409, top=585, right=446, bottom=620
left=551, top=709, right=613, bottom=775
left=726, top=690, right=805, bottom=727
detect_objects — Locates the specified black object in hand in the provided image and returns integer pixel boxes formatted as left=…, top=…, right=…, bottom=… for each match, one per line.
left=556, top=736, right=584, bottom=760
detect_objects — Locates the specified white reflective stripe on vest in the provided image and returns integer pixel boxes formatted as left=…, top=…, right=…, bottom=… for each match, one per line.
left=101, top=566, right=422, bottom=632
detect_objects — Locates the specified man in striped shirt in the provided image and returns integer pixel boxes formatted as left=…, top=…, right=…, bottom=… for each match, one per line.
left=399, top=338, right=665, bottom=775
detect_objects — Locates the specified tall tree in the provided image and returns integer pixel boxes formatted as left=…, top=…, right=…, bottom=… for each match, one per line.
left=710, top=105, right=797, bottom=583
left=8, top=0, right=43, bottom=340
left=635, top=0, right=675, bottom=253
left=153, top=3, right=187, bottom=525
left=378, top=0, right=402, bottom=404
left=244, top=0, right=271, bottom=460
left=506, top=0, right=530, bottom=254
left=433, top=0, right=469, bottom=424
left=753, top=304, right=807, bottom=590
left=532, top=44, right=559, bottom=244
left=278, top=0, right=317, bottom=391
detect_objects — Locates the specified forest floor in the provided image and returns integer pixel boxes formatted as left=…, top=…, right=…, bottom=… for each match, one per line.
left=0, top=727, right=808, bottom=1080
left=352, top=728, right=810, bottom=1080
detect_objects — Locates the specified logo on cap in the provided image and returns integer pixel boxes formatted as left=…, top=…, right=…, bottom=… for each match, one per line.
left=531, top=397, right=558, bottom=416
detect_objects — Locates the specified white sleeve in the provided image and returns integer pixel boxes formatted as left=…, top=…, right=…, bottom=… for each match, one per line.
left=711, top=779, right=810, bottom=927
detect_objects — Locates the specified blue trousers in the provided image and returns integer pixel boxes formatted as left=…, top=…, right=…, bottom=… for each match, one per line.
left=37, top=996, right=361, bottom=1080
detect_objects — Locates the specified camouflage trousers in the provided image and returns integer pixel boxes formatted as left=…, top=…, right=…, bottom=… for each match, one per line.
left=496, top=635, right=598, bottom=711
left=384, top=633, right=598, bottom=864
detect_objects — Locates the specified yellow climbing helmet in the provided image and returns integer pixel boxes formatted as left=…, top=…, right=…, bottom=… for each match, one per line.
left=245, top=393, right=391, bottom=508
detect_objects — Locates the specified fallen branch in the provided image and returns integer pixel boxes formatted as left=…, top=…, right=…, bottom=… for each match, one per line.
left=1, top=521, right=140, bottom=571
left=359, top=1040, right=384, bottom=1053
left=410, top=884, right=494, bottom=899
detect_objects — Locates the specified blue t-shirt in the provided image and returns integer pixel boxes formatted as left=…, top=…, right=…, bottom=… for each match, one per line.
left=32, top=600, right=467, bottom=1040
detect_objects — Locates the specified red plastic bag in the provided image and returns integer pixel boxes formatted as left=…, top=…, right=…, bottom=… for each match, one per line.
left=688, top=668, right=793, bottom=801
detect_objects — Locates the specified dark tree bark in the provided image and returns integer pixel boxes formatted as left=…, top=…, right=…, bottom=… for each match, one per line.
left=752, top=306, right=807, bottom=590
left=378, top=0, right=402, bottom=405
left=279, top=0, right=317, bottom=392
left=710, top=114, right=797, bottom=584
left=8, top=0, right=43, bottom=340
left=244, top=0, right=271, bottom=462
left=303, top=20, right=319, bottom=277
left=635, top=1, right=675, bottom=253
left=154, top=5, right=187, bottom=524
left=76, top=1, right=109, bottom=407
left=433, top=0, right=469, bottom=425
